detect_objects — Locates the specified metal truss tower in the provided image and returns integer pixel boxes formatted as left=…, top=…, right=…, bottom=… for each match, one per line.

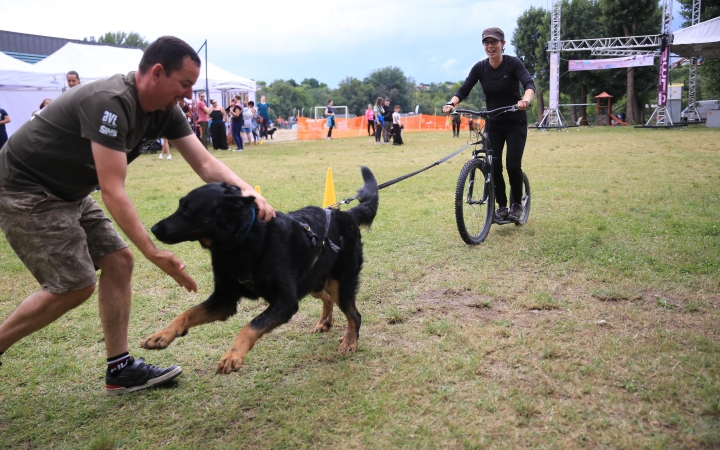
left=543, top=0, right=674, bottom=128
left=685, top=0, right=702, bottom=123
left=539, top=0, right=565, bottom=128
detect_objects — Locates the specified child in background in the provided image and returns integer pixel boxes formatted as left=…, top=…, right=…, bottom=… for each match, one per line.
left=392, top=105, right=404, bottom=146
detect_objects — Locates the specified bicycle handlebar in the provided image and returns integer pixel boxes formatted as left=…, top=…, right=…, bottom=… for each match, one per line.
left=450, top=104, right=523, bottom=117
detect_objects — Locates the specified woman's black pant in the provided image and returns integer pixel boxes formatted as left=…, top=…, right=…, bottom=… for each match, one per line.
left=210, top=121, right=229, bottom=150
left=392, top=124, right=403, bottom=145
left=374, top=121, right=383, bottom=142
left=452, top=121, right=461, bottom=137
left=367, top=120, right=375, bottom=136
left=486, top=117, right=527, bottom=208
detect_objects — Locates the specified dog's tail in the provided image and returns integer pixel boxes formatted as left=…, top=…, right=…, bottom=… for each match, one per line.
left=347, top=166, right=379, bottom=229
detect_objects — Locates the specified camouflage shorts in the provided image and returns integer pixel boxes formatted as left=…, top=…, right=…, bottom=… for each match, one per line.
left=0, top=190, right=128, bottom=294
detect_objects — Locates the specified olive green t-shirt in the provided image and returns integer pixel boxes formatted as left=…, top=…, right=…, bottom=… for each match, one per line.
left=0, top=72, right=192, bottom=201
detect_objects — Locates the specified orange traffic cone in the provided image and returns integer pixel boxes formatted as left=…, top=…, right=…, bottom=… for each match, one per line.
left=322, top=168, right=337, bottom=208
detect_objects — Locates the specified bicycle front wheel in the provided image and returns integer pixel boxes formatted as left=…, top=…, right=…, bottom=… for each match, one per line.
left=455, top=158, right=494, bottom=244
left=514, top=172, right=531, bottom=225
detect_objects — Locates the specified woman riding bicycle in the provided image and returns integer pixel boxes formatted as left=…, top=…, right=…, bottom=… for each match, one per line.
left=443, top=27, right=535, bottom=221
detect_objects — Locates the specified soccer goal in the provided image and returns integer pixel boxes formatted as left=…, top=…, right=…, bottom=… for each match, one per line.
left=314, top=106, right=349, bottom=131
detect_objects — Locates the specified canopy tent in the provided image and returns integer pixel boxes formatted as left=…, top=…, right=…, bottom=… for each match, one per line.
left=31, top=42, right=144, bottom=84
left=672, top=16, right=720, bottom=59
left=1, top=42, right=256, bottom=136
left=0, top=51, right=65, bottom=89
left=0, top=51, right=35, bottom=71
left=194, top=61, right=257, bottom=106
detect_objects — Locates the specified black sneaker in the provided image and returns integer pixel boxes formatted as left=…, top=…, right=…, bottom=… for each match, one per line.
left=496, top=206, right=509, bottom=221
left=105, top=356, right=182, bottom=396
left=508, top=203, right=523, bottom=221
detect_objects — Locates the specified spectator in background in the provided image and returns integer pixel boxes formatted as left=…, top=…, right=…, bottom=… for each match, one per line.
left=241, top=101, right=256, bottom=146
left=382, top=98, right=393, bottom=143
left=0, top=106, right=9, bottom=149
left=373, top=97, right=384, bottom=145
left=277, top=116, right=284, bottom=129
left=325, top=100, right=335, bottom=140
left=66, top=71, right=80, bottom=88
left=32, top=99, right=52, bottom=118
left=158, top=138, right=171, bottom=160
left=392, top=105, right=404, bottom=146
left=451, top=110, right=461, bottom=137
left=196, top=93, right=210, bottom=149
left=208, top=99, right=228, bottom=150
left=179, top=98, right=192, bottom=126
left=365, top=104, right=375, bottom=136
left=256, top=95, right=270, bottom=140
left=229, top=95, right=244, bottom=152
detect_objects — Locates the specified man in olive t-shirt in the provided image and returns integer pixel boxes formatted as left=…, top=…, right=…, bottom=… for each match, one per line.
left=0, top=36, right=275, bottom=395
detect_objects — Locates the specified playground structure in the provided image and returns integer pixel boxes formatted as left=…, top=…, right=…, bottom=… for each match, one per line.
left=542, top=0, right=713, bottom=129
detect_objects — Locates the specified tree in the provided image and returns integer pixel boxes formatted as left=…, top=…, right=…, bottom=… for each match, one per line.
left=336, top=77, right=374, bottom=116
left=263, top=80, right=314, bottom=118
left=85, top=31, right=149, bottom=48
left=364, top=67, right=415, bottom=113
left=513, top=6, right=551, bottom=119
left=599, top=0, right=661, bottom=123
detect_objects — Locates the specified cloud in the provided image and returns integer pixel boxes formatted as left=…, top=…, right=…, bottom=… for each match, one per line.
left=1, top=0, right=548, bottom=86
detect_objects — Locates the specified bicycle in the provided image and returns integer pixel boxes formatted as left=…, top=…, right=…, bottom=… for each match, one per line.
left=450, top=105, right=531, bottom=245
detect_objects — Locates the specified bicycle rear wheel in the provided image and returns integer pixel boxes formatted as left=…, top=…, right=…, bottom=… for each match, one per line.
left=455, top=158, right=494, bottom=244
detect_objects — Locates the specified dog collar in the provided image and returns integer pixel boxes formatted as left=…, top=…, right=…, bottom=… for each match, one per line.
left=219, top=207, right=256, bottom=250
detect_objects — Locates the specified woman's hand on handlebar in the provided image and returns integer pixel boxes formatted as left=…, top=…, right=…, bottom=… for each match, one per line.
left=517, top=99, right=532, bottom=110
left=443, top=96, right=460, bottom=114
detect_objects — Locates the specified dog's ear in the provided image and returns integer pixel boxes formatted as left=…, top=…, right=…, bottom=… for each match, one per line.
left=241, top=196, right=255, bottom=205
left=214, top=195, right=255, bottom=243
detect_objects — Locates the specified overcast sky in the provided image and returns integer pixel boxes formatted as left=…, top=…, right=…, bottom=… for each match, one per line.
left=1, top=0, right=685, bottom=88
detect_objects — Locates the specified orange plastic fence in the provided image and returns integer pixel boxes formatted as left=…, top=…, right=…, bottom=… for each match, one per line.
left=296, top=115, right=484, bottom=140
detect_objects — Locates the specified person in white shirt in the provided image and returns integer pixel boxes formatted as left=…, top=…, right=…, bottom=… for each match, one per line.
left=391, top=105, right=403, bottom=146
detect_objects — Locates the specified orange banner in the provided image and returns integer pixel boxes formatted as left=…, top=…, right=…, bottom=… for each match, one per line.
left=296, top=115, right=484, bottom=140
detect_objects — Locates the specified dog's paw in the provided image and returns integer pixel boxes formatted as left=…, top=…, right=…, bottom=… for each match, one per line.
left=140, top=330, right=177, bottom=349
left=216, top=350, right=245, bottom=374
left=313, top=316, right=333, bottom=333
left=338, top=339, right=358, bottom=354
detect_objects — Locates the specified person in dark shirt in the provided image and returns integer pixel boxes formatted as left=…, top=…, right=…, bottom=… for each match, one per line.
left=443, top=27, right=535, bottom=221
left=0, top=107, right=9, bottom=149
left=382, top=98, right=393, bottom=143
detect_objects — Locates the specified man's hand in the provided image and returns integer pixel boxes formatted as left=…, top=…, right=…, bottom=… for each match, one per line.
left=239, top=186, right=275, bottom=222
left=148, top=249, right=198, bottom=292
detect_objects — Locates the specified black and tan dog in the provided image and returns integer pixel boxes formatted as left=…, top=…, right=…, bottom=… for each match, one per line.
left=142, top=167, right=379, bottom=374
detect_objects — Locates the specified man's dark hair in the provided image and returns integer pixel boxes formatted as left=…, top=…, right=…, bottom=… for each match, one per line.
left=67, top=70, right=79, bottom=78
left=139, top=36, right=201, bottom=75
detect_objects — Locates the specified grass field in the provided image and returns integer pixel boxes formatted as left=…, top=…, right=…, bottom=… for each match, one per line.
left=1, top=126, right=719, bottom=449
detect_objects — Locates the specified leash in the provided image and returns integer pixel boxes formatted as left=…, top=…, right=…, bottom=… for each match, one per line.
left=327, top=143, right=471, bottom=208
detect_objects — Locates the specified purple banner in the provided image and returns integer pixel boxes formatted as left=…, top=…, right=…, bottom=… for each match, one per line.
left=568, top=54, right=655, bottom=71
left=657, top=46, right=670, bottom=107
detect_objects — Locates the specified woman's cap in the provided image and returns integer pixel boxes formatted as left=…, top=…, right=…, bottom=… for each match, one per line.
left=482, top=27, right=504, bottom=42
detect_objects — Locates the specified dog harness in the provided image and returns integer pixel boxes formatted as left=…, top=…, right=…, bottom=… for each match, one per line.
left=298, top=208, right=340, bottom=270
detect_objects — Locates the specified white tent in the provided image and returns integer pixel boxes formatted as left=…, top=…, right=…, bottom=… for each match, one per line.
left=0, top=51, right=65, bottom=89
left=193, top=61, right=257, bottom=106
left=31, top=42, right=144, bottom=83
left=1, top=42, right=256, bottom=136
left=672, top=16, right=720, bottom=59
